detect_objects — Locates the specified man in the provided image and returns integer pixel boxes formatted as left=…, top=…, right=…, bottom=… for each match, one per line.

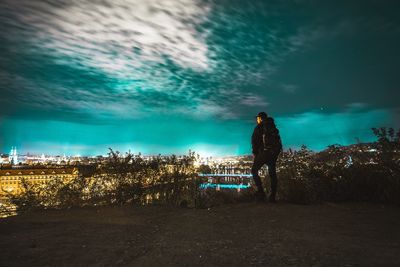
left=251, top=112, right=283, bottom=203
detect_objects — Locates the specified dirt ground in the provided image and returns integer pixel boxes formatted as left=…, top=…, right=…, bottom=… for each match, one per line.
left=0, top=202, right=399, bottom=267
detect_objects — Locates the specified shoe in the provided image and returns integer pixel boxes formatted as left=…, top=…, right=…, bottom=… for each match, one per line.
left=268, top=194, right=277, bottom=203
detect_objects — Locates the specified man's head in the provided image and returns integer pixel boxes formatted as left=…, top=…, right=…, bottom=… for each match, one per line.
left=256, top=112, right=268, bottom=124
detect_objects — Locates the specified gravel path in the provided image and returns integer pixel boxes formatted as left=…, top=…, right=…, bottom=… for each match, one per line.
left=0, top=202, right=399, bottom=266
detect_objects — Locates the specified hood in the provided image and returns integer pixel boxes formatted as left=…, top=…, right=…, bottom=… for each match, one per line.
left=265, top=117, right=275, bottom=126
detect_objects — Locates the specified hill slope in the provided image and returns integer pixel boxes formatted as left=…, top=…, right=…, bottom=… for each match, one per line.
left=0, top=202, right=399, bottom=266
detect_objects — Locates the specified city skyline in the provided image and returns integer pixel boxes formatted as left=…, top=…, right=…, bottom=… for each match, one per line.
left=1, top=0, right=399, bottom=156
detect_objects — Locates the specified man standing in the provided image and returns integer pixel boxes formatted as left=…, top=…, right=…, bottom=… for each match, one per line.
left=251, top=112, right=283, bottom=203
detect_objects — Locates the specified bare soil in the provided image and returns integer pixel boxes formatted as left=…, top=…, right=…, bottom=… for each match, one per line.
left=0, top=202, right=399, bottom=266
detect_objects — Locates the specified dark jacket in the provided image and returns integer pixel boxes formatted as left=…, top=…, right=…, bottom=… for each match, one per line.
left=251, top=117, right=282, bottom=156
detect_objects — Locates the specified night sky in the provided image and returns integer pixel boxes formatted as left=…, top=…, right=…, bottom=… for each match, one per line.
left=1, top=0, right=399, bottom=156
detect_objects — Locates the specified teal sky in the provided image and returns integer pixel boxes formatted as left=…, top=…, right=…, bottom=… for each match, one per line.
left=0, top=0, right=399, bottom=156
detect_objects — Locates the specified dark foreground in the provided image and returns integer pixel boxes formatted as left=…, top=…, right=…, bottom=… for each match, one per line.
left=0, top=202, right=399, bottom=267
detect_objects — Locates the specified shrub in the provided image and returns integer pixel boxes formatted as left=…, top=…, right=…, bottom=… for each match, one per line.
left=5, top=127, right=400, bottom=213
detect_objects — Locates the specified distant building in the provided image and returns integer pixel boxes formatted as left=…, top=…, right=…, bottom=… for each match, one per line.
left=9, top=147, right=18, bottom=165
left=0, top=154, right=8, bottom=164
left=0, top=168, right=79, bottom=196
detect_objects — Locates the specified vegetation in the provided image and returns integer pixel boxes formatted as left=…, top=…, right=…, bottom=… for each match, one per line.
left=276, top=127, right=400, bottom=204
left=5, top=150, right=200, bottom=212
left=4, top=127, right=400, bottom=214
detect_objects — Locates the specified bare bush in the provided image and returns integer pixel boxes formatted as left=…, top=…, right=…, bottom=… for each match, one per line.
left=6, top=127, right=400, bottom=213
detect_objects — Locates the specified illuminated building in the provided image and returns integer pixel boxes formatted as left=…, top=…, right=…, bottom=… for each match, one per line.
left=9, top=147, right=18, bottom=165
left=0, top=168, right=79, bottom=196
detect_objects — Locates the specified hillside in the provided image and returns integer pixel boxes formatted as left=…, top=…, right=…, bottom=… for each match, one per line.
left=0, top=202, right=399, bottom=266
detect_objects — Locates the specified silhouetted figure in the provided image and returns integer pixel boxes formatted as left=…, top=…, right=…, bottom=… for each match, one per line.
left=251, top=112, right=282, bottom=203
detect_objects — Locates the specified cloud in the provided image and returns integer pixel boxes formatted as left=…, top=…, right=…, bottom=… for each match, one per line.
left=3, top=0, right=211, bottom=73
left=1, top=0, right=399, bottom=124
left=240, top=95, right=269, bottom=107
left=345, top=102, right=368, bottom=111
left=0, top=0, right=326, bottom=121
left=281, top=84, right=298, bottom=94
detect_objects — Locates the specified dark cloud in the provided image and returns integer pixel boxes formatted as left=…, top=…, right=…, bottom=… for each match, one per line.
left=0, top=0, right=399, bottom=154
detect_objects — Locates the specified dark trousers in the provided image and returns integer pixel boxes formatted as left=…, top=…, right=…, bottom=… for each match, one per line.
left=251, top=151, right=278, bottom=197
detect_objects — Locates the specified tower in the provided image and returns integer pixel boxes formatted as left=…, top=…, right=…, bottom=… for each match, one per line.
left=9, top=147, right=18, bottom=165
left=8, top=147, right=13, bottom=163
